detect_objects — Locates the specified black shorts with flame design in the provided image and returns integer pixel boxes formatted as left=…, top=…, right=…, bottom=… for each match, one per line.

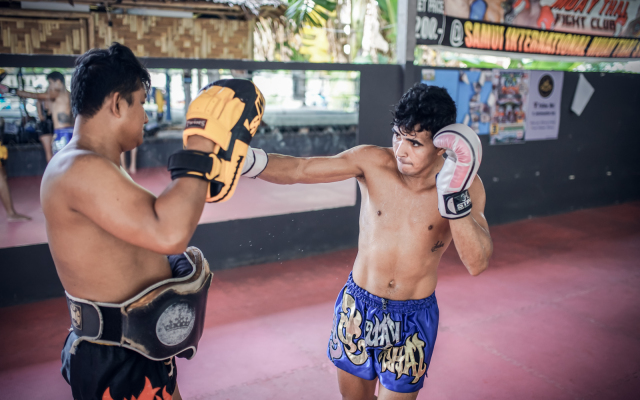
left=61, top=331, right=176, bottom=400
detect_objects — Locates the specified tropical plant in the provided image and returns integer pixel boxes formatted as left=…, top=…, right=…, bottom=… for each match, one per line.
left=285, top=0, right=337, bottom=32
left=377, top=0, right=397, bottom=59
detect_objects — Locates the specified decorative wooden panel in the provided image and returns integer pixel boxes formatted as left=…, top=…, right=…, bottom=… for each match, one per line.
left=1, top=13, right=250, bottom=59
left=94, top=14, right=250, bottom=59
left=0, top=17, right=87, bottom=55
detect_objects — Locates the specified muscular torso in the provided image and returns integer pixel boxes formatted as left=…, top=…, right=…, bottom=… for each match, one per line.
left=353, top=148, right=451, bottom=301
left=42, top=145, right=171, bottom=303
left=49, top=89, right=73, bottom=130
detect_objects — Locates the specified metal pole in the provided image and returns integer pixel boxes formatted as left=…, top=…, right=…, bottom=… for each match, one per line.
left=396, top=0, right=417, bottom=91
left=165, top=69, right=172, bottom=122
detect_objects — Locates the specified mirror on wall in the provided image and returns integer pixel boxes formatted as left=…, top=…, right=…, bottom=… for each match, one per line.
left=0, top=67, right=360, bottom=247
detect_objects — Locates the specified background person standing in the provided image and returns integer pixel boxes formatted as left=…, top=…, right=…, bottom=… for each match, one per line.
left=0, top=71, right=74, bottom=155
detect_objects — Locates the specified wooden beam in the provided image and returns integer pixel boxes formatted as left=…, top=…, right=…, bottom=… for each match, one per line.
left=21, top=0, right=247, bottom=13
left=0, top=16, right=84, bottom=24
left=88, top=12, right=95, bottom=49
left=247, top=17, right=255, bottom=60
left=114, top=4, right=246, bottom=17
left=0, top=9, right=90, bottom=19
left=7, top=1, right=285, bottom=18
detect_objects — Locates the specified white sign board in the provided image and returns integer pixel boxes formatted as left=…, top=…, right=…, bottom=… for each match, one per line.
left=525, top=71, right=564, bottom=141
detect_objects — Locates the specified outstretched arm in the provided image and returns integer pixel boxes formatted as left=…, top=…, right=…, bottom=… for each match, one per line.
left=16, top=90, right=52, bottom=101
left=0, top=84, right=56, bottom=100
left=450, top=176, right=492, bottom=275
left=257, top=145, right=371, bottom=185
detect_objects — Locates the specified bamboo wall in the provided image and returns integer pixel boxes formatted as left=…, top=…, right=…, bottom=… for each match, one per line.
left=0, top=16, right=88, bottom=55
left=0, top=13, right=251, bottom=59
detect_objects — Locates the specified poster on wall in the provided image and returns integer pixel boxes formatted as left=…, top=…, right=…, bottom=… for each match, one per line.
left=421, top=68, right=495, bottom=135
left=415, top=0, right=640, bottom=58
left=489, top=70, right=529, bottom=145
left=422, top=68, right=565, bottom=143
left=526, top=70, right=564, bottom=140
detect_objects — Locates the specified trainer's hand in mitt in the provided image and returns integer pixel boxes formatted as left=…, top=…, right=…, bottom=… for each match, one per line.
left=433, top=123, right=482, bottom=219
left=180, top=79, right=265, bottom=203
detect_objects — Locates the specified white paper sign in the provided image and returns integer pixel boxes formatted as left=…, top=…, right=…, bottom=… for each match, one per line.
left=571, top=74, right=595, bottom=117
left=525, top=71, right=564, bottom=141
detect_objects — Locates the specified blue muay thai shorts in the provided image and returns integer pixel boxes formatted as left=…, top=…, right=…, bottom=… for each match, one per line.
left=327, top=273, right=439, bottom=393
left=53, top=127, right=74, bottom=154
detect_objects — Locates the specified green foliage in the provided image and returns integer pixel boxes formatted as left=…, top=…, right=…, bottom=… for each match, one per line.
left=285, top=0, right=337, bottom=32
left=377, top=0, right=398, bottom=44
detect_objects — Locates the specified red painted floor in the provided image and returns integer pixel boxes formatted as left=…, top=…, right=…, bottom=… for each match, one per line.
left=0, top=167, right=356, bottom=248
left=1, top=202, right=639, bottom=399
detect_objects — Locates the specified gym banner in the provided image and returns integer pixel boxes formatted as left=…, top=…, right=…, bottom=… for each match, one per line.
left=418, top=0, right=640, bottom=38
left=415, top=2, right=640, bottom=57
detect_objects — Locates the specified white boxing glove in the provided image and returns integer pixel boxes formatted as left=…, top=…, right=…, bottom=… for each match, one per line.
left=242, top=147, right=269, bottom=178
left=433, top=124, right=482, bottom=219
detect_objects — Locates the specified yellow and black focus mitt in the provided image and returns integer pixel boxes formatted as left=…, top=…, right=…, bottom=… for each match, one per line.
left=167, top=79, right=265, bottom=203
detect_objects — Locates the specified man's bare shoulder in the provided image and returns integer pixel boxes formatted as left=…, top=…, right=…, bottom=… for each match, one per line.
left=348, top=145, right=395, bottom=167
left=43, top=148, right=121, bottom=192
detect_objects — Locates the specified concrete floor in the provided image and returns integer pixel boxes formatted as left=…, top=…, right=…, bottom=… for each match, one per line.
left=0, top=202, right=639, bottom=399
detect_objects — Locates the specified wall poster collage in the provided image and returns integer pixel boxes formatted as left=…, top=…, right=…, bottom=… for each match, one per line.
left=421, top=68, right=564, bottom=145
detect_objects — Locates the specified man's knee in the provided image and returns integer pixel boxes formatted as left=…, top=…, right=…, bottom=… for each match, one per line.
left=337, top=369, right=376, bottom=400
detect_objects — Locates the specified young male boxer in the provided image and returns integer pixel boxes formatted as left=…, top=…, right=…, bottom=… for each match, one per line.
left=0, top=71, right=74, bottom=154
left=241, top=83, right=492, bottom=400
left=41, top=43, right=264, bottom=400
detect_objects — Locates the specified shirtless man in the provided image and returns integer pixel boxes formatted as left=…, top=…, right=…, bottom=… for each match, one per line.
left=0, top=71, right=74, bottom=155
left=40, top=43, right=264, bottom=400
left=241, top=84, right=492, bottom=399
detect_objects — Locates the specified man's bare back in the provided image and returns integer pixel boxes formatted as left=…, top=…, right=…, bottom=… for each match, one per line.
left=42, top=144, right=172, bottom=303
left=40, top=75, right=212, bottom=306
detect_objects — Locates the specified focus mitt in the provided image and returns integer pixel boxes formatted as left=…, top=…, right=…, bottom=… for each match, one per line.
left=180, top=79, right=265, bottom=202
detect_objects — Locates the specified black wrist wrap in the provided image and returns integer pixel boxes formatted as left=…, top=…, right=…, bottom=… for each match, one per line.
left=167, top=149, right=216, bottom=181
left=444, top=189, right=472, bottom=219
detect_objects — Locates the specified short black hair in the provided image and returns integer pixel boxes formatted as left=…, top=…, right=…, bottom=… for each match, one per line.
left=46, top=71, right=65, bottom=84
left=71, top=42, right=150, bottom=118
left=392, top=83, right=456, bottom=137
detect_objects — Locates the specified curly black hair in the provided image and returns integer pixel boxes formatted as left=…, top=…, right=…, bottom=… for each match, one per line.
left=71, top=42, right=150, bottom=118
left=392, top=83, right=456, bottom=137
